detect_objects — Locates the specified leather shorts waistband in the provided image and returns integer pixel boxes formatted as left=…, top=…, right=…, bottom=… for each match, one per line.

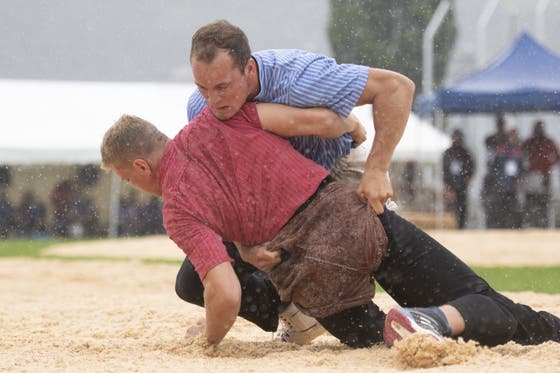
left=290, top=175, right=334, bottom=221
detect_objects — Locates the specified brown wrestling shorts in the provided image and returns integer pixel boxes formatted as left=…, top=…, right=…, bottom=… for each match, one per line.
left=268, top=182, right=388, bottom=318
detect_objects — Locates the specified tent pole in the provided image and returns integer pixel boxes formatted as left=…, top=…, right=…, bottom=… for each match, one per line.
left=108, top=173, right=121, bottom=238
left=422, top=0, right=451, bottom=95
left=477, top=0, right=500, bottom=68
left=536, top=0, right=551, bottom=43
left=434, top=110, right=445, bottom=229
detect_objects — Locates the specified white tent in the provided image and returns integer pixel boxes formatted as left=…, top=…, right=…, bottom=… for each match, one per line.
left=1, top=79, right=197, bottom=236
left=0, top=79, right=197, bottom=164
left=347, top=105, right=451, bottom=227
left=347, top=105, right=451, bottom=165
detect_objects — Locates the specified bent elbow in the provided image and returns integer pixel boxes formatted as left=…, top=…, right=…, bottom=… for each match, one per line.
left=394, top=73, right=415, bottom=98
left=405, top=75, right=416, bottom=96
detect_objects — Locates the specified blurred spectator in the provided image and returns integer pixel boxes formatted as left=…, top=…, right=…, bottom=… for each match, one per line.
left=483, top=114, right=508, bottom=228
left=400, top=161, right=419, bottom=204
left=50, top=179, right=74, bottom=237
left=72, top=166, right=101, bottom=237
left=0, top=190, right=15, bottom=238
left=140, top=196, right=165, bottom=235
left=74, top=164, right=101, bottom=236
left=0, top=165, right=11, bottom=187
left=118, top=192, right=165, bottom=236
left=521, top=120, right=560, bottom=227
left=77, top=164, right=99, bottom=188
left=118, top=190, right=142, bottom=236
left=0, top=166, right=14, bottom=237
left=72, top=188, right=100, bottom=237
left=493, top=128, right=524, bottom=229
left=485, top=114, right=508, bottom=168
left=50, top=165, right=103, bottom=238
left=481, top=173, right=495, bottom=227
left=16, top=191, right=47, bottom=237
left=443, top=129, right=475, bottom=229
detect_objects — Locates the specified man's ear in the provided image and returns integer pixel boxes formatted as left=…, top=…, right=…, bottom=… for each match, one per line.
left=132, top=158, right=152, bottom=175
left=245, top=58, right=256, bottom=75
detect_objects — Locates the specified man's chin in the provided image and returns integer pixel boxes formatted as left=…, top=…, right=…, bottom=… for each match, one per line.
left=214, top=113, right=233, bottom=120
left=211, top=108, right=236, bottom=120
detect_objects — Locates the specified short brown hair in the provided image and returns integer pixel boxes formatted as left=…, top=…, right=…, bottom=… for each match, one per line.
left=101, top=114, right=168, bottom=169
left=190, top=20, right=252, bottom=72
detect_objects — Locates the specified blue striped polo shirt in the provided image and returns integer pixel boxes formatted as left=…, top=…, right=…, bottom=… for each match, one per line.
left=187, top=49, right=370, bottom=170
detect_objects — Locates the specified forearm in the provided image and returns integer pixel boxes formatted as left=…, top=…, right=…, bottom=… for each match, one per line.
left=204, top=292, right=239, bottom=344
left=359, top=69, right=415, bottom=173
left=202, top=263, right=241, bottom=345
left=353, top=68, right=414, bottom=212
left=257, top=103, right=356, bottom=138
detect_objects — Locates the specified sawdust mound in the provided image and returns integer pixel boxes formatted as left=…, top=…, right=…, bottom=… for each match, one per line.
left=393, top=333, right=481, bottom=368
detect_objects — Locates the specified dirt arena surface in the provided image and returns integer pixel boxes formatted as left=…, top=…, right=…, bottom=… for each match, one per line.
left=2, top=231, right=560, bottom=372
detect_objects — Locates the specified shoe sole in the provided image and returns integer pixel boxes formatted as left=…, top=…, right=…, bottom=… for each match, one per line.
left=383, top=308, right=442, bottom=347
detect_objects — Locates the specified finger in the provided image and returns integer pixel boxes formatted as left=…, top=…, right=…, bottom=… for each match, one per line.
left=355, top=187, right=366, bottom=201
left=185, top=327, right=199, bottom=338
left=370, top=199, right=385, bottom=214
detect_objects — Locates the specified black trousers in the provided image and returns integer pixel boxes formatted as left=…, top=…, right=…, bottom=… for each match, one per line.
left=524, top=193, right=550, bottom=228
left=452, top=188, right=468, bottom=229
left=175, top=209, right=560, bottom=347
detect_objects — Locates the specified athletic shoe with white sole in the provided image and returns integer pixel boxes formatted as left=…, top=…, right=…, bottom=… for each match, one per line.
left=383, top=307, right=451, bottom=346
left=276, top=302, right=327, bottom=345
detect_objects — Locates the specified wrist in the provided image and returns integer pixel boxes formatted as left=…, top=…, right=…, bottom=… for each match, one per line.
left=364, top=162, right=389, bottom=175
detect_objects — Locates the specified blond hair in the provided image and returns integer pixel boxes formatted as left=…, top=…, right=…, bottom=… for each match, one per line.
left=101, top=114, right=168, bottom=169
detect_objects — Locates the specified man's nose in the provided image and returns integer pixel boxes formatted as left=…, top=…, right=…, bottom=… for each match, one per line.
left=207, top=90, right=223, bottom=106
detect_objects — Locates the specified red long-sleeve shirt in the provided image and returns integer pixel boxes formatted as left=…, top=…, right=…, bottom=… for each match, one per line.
left=157, top=103, right=329, bottom=279
left=523, top=136, right=559, bottom=175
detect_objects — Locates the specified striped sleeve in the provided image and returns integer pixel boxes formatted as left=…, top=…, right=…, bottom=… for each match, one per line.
left=253, top=50, right=370, bottom=117
left=187, top=89, right=207, bottom=121
left=288, top=57, right=370, bottom=117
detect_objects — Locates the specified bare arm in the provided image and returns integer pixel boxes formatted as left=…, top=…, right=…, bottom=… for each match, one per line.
left=202, top=262, right=241, bottom=345
left=355, top=68, right=415, bottom=213
left=256, top=103, right=366, bottom=146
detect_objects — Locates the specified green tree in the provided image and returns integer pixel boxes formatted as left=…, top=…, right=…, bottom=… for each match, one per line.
left=329, top=0, right=455, bottom=93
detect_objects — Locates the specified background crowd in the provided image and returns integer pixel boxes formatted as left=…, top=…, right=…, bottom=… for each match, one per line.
left=443, top=116, right=559, bottom=229
left=0, top=165, right=164, bottom=239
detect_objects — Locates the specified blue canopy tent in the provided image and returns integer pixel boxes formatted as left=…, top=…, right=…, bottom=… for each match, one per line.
left=416, top=32, right=560, bottom=228
left=417, top=32, right=560, bottom=115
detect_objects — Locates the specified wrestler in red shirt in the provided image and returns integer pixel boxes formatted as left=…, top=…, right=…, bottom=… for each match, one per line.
left=101, top=102, right=358, bottom=345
